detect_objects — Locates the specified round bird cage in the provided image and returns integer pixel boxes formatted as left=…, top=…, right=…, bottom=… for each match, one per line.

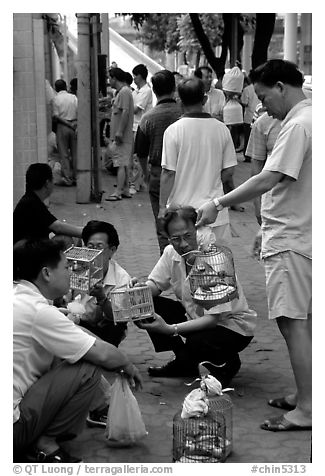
left=110, top=284, right=154, bottom=324
left=208, top=393, right=233, bottom=457
left=188, top=244, right=238, bottom=307
left=173, top=410, right=227, bottom=463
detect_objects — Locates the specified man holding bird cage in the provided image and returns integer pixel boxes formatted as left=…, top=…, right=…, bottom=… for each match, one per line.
left=129, top=206, right=257, bottom=387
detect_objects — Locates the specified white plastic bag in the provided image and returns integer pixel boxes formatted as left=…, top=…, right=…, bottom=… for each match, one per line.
left=105, top=374, right=147, bottom=447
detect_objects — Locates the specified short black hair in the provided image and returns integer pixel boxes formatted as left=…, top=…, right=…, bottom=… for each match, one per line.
left=109, top=67, right=125, bottom=83
left=178, top=78, right=205, bottom=106
left=194, top=66, right=213, bottom=79
left=124, top=72, right=133, bottom=86
left=54, top=79, right=67, bottom=92
left=151, top=70, right=175, bottom=97
left=250, top=59, right=304, bottom=88
left=162, top=206, right=197, bottom=236
left=13, top=238, right=65, bottom=282
left=25, top=163, right=53, bottom=192
left=132, top=64, right=148, bottom=80
left=82, top=220, right=120, bottom=248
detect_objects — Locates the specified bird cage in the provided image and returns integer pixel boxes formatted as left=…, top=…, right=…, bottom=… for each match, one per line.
left=64, top=246, right=104, bottom=294
left=173, top=410, right=227, bottom=463
left=188, top=244, right=238, bottom=307
left=110, top=284, right=154, bottom=324
left=208, top=393, right=233, bottom=457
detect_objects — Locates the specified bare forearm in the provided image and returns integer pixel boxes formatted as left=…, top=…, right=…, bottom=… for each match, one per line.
left=159, top=169, right=175, bottom=208
left=50, top=220, right=82, bottom=238
left=168, top=314, right=218, bottom=336
left=117, top=110, right=129, bottom=135
left=83, top=339, right=129, bottom=370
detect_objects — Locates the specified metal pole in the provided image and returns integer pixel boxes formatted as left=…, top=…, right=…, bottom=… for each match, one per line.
left=230, top=14, right=238, bottom=67
left=76, top=13, right=92, bottom=203
left=90, top=14, right=102, bottom=201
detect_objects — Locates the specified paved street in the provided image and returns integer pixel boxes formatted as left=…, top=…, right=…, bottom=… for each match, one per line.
left=49, top=156, right=311, bottom=464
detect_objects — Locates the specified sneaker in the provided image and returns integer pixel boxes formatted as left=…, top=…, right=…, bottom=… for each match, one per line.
left=86, top=406, right=109, bottom=428
left=26, top=447, right=82, bottom=463
left=148, top=359, right=197, bottom=378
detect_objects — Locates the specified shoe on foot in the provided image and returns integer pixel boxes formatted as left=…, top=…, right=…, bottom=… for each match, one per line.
left=260, top=414, right=312, bottom=432
left=129, top=185, right=137, bottom=195
left=148, top=359, right=197, bottom=378
left=26, top=447, right=82, bottom=463
left=86, top=406, right=108, bottom=428
left=268, top=397, right=296, bottom=411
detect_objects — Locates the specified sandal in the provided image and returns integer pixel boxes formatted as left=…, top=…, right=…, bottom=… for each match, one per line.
left=268, top=397, right=296, bottom=411
left=26, top=446, right=82, bottom=463
left=260, top=414, right=312, bottom=432
left=105, top=194, right=122, bottom=201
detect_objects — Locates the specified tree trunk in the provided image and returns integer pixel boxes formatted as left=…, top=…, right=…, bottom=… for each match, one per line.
left=252, top=13, right=276, bottom=69
left=195, top=50, right=201, bottom=68
left=189, top=13, right=222, bottom=75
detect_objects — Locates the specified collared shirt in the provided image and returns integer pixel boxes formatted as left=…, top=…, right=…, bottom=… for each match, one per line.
left=110, top=86, right=134, bottom=144
left=135, top=98, right=182, bottom=166
left=132, top=83, right=153, bottom=132
left=13, top=280, right=95, bottom=423
left=81, top=259, right=131, bottom=324
left=13, top=191, right=57, bottom=244
left=246, top=112, right=282, bottom=161
left=52, top=90, right=78, bottom=121
left=204, top=88, right=225, bottom=118
left=148, top=245, right=257, bottom=336
left=261, top=99, right=312, bottom=259
left=161, top=113, right=237, bottom=226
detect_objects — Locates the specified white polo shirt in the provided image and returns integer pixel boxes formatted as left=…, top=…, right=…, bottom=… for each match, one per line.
left=148, top=245, right=257, bottom=337
left=261, top=99, right=312, bottom=259
left=13, top=280, right=95, bottom=423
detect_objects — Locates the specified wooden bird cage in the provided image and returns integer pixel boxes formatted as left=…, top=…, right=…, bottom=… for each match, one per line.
left=110, top=284, right=154, bottom=323
left=64, top=246, right=104, bottom=294
left=188, top=244, right=238, bottom=307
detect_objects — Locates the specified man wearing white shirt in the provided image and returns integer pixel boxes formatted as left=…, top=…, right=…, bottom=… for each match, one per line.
left=130, top=64, right=153, bottom=194
left=52, top=79, right=78, bottom=185
left=194, top=66, right=225, bottom=121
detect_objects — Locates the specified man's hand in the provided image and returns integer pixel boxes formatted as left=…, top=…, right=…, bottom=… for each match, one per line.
left=196, top=201, right=219, bottom=227
left=136, top=313, right=172, bottom=335
left=122, top=363, right=143, bottom=390
left=89, top=282, right=106, bottom=303
left=115, top=132, right=123, bottom=145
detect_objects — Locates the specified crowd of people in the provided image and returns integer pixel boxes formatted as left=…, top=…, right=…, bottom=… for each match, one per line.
left=13, top=58, right=312, bottom=463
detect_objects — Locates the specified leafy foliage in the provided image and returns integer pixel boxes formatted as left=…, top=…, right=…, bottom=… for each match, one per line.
left=177, top=14, right=223, bottom=54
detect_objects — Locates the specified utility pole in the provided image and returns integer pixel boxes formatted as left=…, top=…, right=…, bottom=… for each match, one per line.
left=230, top=14, right=239, bottom=67
left=76, top=13, right=92, bottom=203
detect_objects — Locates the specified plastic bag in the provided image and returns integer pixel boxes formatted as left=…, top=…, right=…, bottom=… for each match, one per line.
left=105, top=374, right=147, bottom=447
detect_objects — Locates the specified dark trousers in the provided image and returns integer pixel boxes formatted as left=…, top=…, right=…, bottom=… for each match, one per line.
left=80, top=320, right=127, bottom=348
left=149, top=296, right=253, bottom=367
left=14, top=361, right=101, bottom=454
left=56, top=123, right=77, bottom=181
left=148, top=166, right=169, bottom=254
left=243, top=123, right=252, bottom=158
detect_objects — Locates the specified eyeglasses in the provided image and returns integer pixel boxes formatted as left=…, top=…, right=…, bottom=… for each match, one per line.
left=169, top=232, right=193, bottom=246
left=87, top=243, right=108, bottom=250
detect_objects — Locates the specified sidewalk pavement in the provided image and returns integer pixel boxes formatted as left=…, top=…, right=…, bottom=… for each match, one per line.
left=50, top=156, right=311, bottom=464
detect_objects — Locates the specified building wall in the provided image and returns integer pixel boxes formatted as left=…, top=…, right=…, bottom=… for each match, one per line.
left=13, top=13, right=48, bottom=207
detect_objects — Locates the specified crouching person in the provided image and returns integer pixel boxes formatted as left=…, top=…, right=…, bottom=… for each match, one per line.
left=130, top=207, right=257, bottom=386
left=13, top=239, right=142, bottom=463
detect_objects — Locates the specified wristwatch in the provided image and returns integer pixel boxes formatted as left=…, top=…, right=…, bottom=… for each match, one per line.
left=213, top=197, right=224, bottom=211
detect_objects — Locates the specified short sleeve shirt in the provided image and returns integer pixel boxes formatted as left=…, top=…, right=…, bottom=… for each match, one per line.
left=148, top=245, right=257, bottom=336
left=261, top=99, right=312, bottom=259
left=246, top=113, right=282, bottom=161
left=13, top=192, right=57, bottom=244
left=13, top=280, right=96, bottom=422
left=132, top=83, right=153, bottom=131
left=110, top=86, right=134, bottom=144
left=161, top=114, right=237, bottom=227
left=204, top=88, right=225, bottom=118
